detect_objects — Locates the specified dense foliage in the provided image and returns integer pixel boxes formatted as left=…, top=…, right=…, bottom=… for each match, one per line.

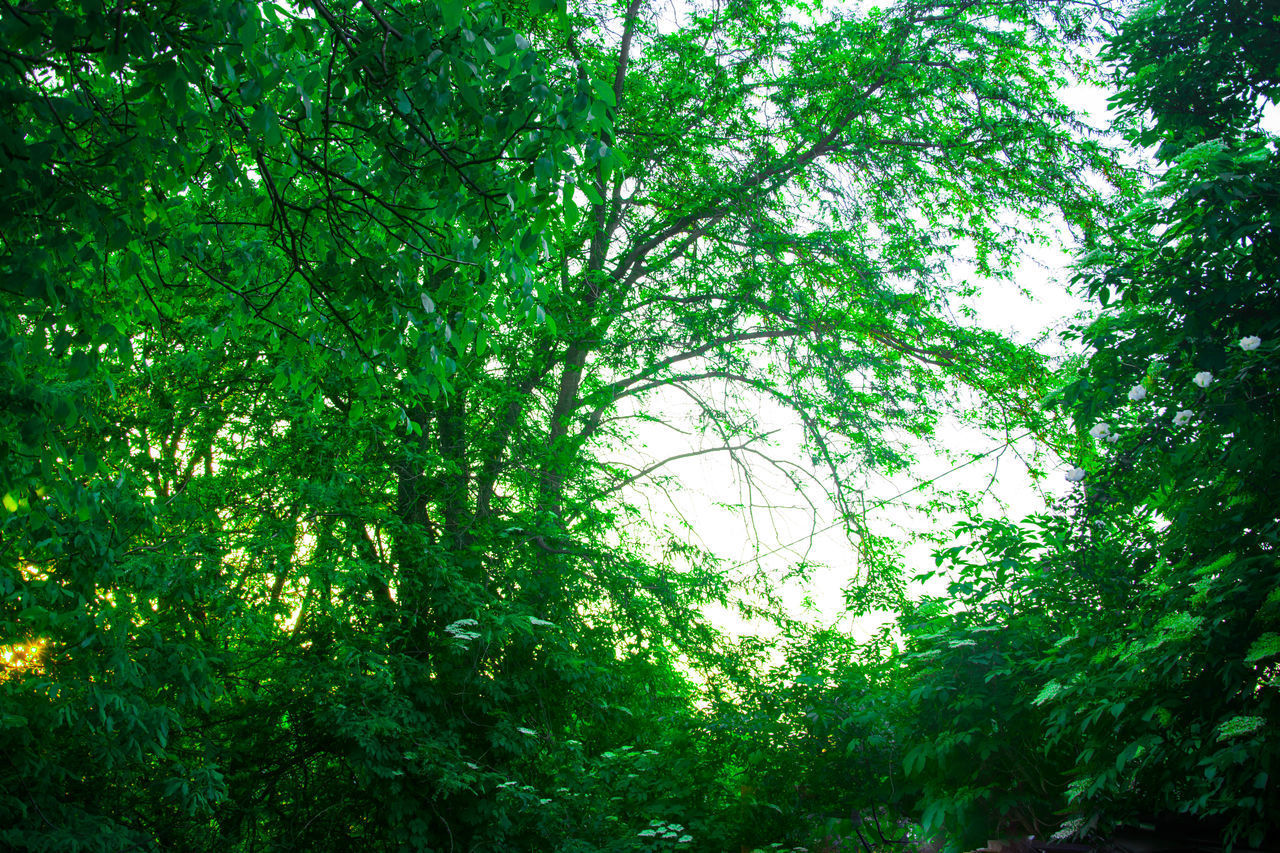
left=4, top=0, right=1276, bottom=850
left=815, top=0, right=1280, bottom=849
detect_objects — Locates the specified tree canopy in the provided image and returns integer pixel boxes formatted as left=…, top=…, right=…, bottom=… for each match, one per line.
left=4, top=0, right=1276, bottom=850
left=831, top=0, right=1280, bottom=848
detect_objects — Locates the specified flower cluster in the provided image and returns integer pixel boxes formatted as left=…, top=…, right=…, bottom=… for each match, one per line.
left=1065, top=334, right=1264, bottom=484
left=445, top=618, right=482, bottom=643
left=638, top=820, right=693, bottom=844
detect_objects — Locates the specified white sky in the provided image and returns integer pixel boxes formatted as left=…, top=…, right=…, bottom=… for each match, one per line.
left=615, top=236, right=1095, bottom=642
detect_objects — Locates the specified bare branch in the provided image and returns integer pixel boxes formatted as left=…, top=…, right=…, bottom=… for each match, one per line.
left=586, top=433, right=779, bottom=502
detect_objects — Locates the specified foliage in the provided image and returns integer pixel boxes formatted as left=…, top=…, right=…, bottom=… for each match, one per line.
left=1, top=0, right=1128, bottom=850
left=1, top=0, right=595, bottom=847
left=1047, top=0, right=1280, bottom=837
left=851, top=0, right=1280, bottom=848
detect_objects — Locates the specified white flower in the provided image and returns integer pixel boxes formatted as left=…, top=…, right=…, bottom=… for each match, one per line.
left=1192, top=371, right=1213, bottom=388
left=445, top=618, right=482, bottom=642
left=1103, top=432, right=1121, bottom=444
left=1127, top=384, right=1147, bottom=401
left=1065, top=467, right=1086, bottom=483
left=1173, top=409, right=1194, bottom=426
left=1240, top=335, right=1262, bottom=351
left=1089, top=423, right=1112, bottom=439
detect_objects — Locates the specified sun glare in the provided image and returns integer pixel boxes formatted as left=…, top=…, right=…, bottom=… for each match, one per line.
left=0, top=639, right=48, bottom=681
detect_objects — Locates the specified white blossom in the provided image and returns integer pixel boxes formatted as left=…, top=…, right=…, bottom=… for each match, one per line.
left=1192, top=371, right=1213, bottom=388
left=1127, top=385, right=1147, bottom=401
left=1173, top=409, right=1194, bottom=426
left=1065, top=467, right=1086, bottom=483
left=1240, top=335, right=1262, bottom=351
left=1089, top=423, right=1112, bottom=439
left=445, top=618, right=482, bottom=642
left=1103, top=432, right=1121, bottom=444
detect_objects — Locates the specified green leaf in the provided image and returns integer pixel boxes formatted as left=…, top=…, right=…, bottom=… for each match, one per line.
left=1244, top=633, right=1280, bottom=665
left=1216, top=716, right=1265, bottom=741
left=1115, top=740, right=1142, bottom=771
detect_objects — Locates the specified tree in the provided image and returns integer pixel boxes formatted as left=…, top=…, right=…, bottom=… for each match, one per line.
left=1, top=0, right=1126, bottom=849
left=857, top=0, right=1280, bottom=847
left=519, top=0, right=1121, bottom=533
left=1, top=0, right=592, bottom=847
left=1046, top=0, right=1280, bottom=840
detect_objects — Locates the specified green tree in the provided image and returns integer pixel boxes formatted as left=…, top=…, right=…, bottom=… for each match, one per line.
left=1044, top=0, right=1280, bottom=841
left=2, top=0, right=1127, bottom=849
left=1, top=0, right=590, bottom=848
left=860, top=0, right=1280, bottom=847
